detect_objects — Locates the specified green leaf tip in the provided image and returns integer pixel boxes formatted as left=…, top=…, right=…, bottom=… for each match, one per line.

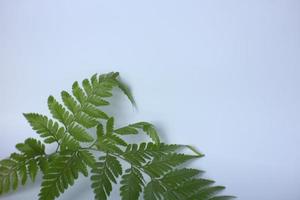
left=185, top=145, right=205, bottom=157
left=116, top=76, right=137, bottom=108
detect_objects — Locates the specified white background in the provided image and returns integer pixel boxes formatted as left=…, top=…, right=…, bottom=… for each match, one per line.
left=1, top=1, right=300, bottom=199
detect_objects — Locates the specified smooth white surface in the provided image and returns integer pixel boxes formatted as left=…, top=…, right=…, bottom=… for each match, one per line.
left=1, top=0, right=300, bottom=199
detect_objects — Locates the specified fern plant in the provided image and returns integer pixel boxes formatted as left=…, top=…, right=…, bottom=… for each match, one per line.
left=0, top=72, right=234, bottom=200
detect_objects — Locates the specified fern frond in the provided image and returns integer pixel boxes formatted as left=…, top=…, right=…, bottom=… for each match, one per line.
left=0, top=138, right=48, bottom=194
left=122, top=142, right=181, bottom=166
left=23, top=113, right=64, bottom=144
left=61, top=91, right=80, bottom=114
left=93, top=72, right=136, bottom=105
left=0, top=158, right=19, bottom=194
left=144, top=169, right=214, bottom=200
left=96, top=139, right=124, bottom=155
left=148, top=168, right=233, bottom=200
left=106, top=117, right=114, bottom=134
left=106, top=134, right=127, bottom=147
left=67, top=123, right=94, bottom=142
left=72, top=81, right=88, bottom=105
left=74, top=72, right=135, bottom=107
left=143, top=179, right=166, bottom=200
left=48, top=96, right=74, bottom=127
left=60, top=135, right=80, bottom=151
left=82, top=104, right=108, bottom=119
left=186, top=186, right=226, bottom=200
left=90, top=154, right=122, bottom=200
left=82, top=78, right=93, bottom=96
left=143, top=153, right=200, bottom=177
left=37, top=156, right=49, bottom=173
left=115, top=77, right=136, bottom=107
left=74, top=112, right=98, bottom=128
left=95, top=120, right=127, bottom=153
left=115, top=122, right=160, bottom=144
left=164, top=178, right=214, bottom=200
left=88, top=95, right=110, bottom=106
left=15, top=138, right=45, bottom=157
left=38, top=151, right=88, bottom=200
left=120, top=167, right=144, bottom=200
left=1, top=72, right=234, bottom=200
left=77, top=150, right=96, bottom=168
left=160, top=168, right=203, bottom=188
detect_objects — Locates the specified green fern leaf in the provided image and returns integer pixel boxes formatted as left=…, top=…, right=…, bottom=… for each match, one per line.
left=120, top=167, right=144, bottom=200
left=1, top=72, right=234, bottom=200
left=88, top=95, right=110, bottom=106
left=67, top=123, right=94, bottom=142
left=106, top=134, right=127, bottom=146
left=106, top=117, right=114, bottom=134
left=96, top=119, right=127, bottom=150
left=48, top=96, right=74, bottom=127
left=23, top=113, right=64, bottom=144
left=115, top=122, right=160, bottom=144
left=78, top=150, right=96, bottom=168
left=28, top=159, right=38, bottom=181
left=0, top=148, right=46, bottom=194
left=74, top=72, right=135, bottom=108
left=3, top=175, right=10, bottom=193
left=144, top=171, right=215, bottom=200
left=96, top=123, right=104, bottom=138
left=123, top=143, right=181, bottom=166
left=96, top=140, right=124, bottom=154
left=17, top=159, right=28, bottom=185
left=187, top=186, right=226, bottom=200
left=0, top=158, right=18, bottom=194
left=74, top=112, right=98, bottom=128
left=143, top=153, right=199, bottom=177
left=82, top=79, right=93, bottom=96
left=114, top=126, right=139, bottom=135
left=144, top=179, right=165, bottom=200
left=15, top=138, right=45, bottom=157
left=163, top=179, right=210, bottom=200
left=134, top=122, right=160, bottom=144
left=61, top=91, right=80, bottom=114
left=60, top=135, right=80, bottom=151
left=115, top=77, right=136, bottom=107
left=90, top=155, right=122, bottom=200
left=82, top=104, right=108, bottom=119
left=38, top=151, right=86, bottom=200
left=72, top=81, right=87, bottom=105
left=161, top=168, right=203, bottom=188
left=11, top=170, right=18, bottom=190
left=37, top=156, right=49, bottom=173
left=96, top=133, right=124, bottom=154
left=93, top=74, right=116, bottom=97
left=90, top=73, right=99, bottom=87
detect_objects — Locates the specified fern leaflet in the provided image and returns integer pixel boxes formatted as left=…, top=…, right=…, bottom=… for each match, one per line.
left=90, top=154, right=122, bottom=200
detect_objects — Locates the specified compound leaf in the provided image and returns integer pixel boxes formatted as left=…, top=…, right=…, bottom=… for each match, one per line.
left=23, top=113, right=64, bottom=144
left=120, top=167, right=144, bottom=200
left=90, top=155, right=122, bottom=200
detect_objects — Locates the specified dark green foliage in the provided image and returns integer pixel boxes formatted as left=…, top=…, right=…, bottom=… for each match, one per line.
left=91, top=155, right=122, bottom=200
left=0, top=138, right=48, bottom=194
left=143, top=153, right=200, bottom=177
left=115, top=122, right=160, bottom=144
left=0, top=72, right=234, bottom=200
left=120, top=167, right=144, bottom=200
left=23, top=113, right=64, bottom=144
